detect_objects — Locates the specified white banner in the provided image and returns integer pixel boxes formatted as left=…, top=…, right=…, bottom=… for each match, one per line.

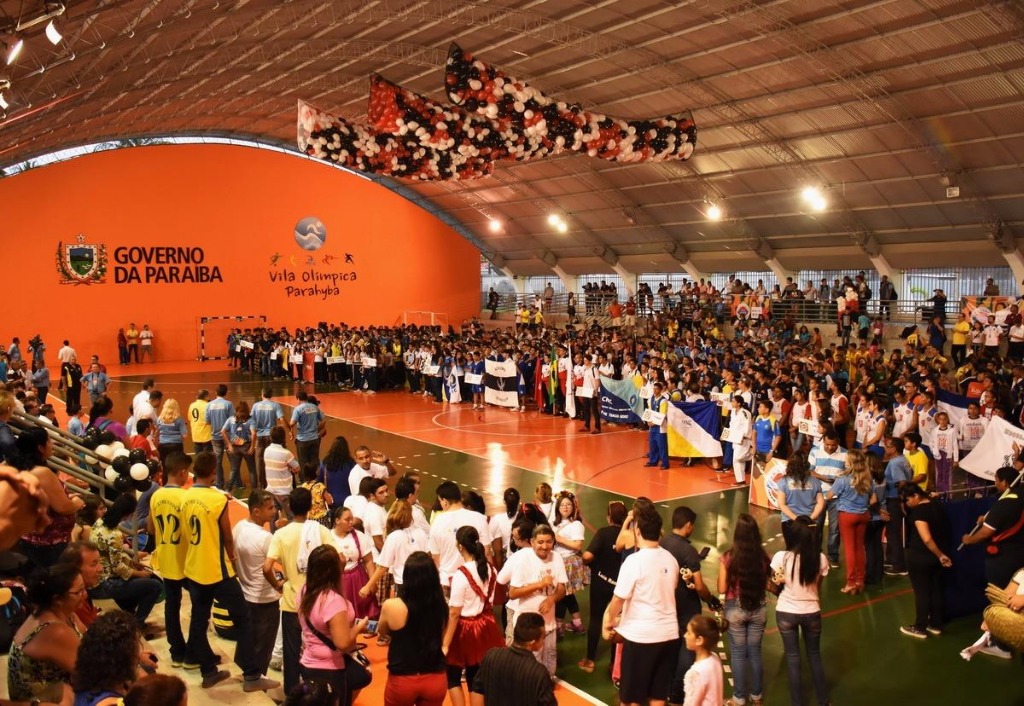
left=484, top=358, right=519, bottom=408
left=960, top=415, right=1024, bottom=481
left=362, top=358, right=377, bottom=368
left=464, top=373, right=483, bottom=385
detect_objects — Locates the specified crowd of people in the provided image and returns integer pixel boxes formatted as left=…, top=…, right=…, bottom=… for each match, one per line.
left=3, top=270, right=1024, bottom=706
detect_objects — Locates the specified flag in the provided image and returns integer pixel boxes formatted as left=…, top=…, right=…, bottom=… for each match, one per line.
left=960, top=415, right=1024, bottom=481
left=547, top=346, right=558, bottom=402
left=565, top=344, right=576, bottom=419
left=600, top=376, right=644, bottom=424
left=534, top=355, right=545, bottom=409
left=484, top=359, right=519, bottom=408
left=937, top=389, right=978, bottom=429
left=444, top=364, right=462, bottom=404
left=667, top=401, right=723, bottom=458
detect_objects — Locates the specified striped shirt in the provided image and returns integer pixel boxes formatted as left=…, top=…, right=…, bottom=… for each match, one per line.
left=470, top=645, right=558, bottom=706
left=264, top=443, right=298, bottom=495
left=808, top=446, right=848, bottom=492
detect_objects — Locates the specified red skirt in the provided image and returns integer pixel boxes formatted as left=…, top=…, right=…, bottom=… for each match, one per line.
left=446, top=611, right=504, bottom=668
left=340, top=565, right=380, bottom=619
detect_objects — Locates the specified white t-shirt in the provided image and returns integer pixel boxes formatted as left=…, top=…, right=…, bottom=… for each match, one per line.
left=361, top=502, right=388, bottom=550
left=343, top=494, right=368, bottom=519
left=1013, top=568, right=1024, bottom=595
left=330, top=529, right=372, bottom=571
left=128, top=400, right=156, bottom=437
left=140, top=330, right=154, bottom=347
left=553, top=519, right=585, bottom=558
left=683, top=654, right=724, bottom=706
left=428, top=508, right=491, bottom=584
left=771, top=550, right=829, bottom=614
left=377, top=527, right=429, bottom=584
left=132, top=389, right=151, bottom=418
left=348, top=462, right=390, bottom=497
left=958, top=416, right=988, bottom=452
left=496, top=547, right=529, bottom=613
left=233, top=520, right=278, bottom=604
left=489, top=513, right=514, bottom=555
left=508, top=550, right=567, bottom=631
left=984, top=324, right=1003, bottom=346
left=449, top=560, right=491, bottom=617
left=264, top=444, right=299, bottom=495
left=410, top=502, right=431, bottom=536
left=614, top=546, right=679, bottom=644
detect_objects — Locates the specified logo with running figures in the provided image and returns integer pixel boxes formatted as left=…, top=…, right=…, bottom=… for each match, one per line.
left=56, top=234, right=108, bottom=285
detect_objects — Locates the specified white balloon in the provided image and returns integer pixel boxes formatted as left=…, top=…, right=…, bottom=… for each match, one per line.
left=104, top=467, right=119, bottom=483
left=110, top=441, right=125, bottom=452
left=113, top=448, right=130, bottom=458
left=95, top=444, right=112, bottom=460
left=130, top=463, right=150, bottom=481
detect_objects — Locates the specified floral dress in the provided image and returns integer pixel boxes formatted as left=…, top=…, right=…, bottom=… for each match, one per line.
left=7, top=619, right=81, bottom=701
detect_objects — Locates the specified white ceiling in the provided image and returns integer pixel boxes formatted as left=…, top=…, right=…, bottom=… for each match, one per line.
left=2, top=0, right=1023, bottom=275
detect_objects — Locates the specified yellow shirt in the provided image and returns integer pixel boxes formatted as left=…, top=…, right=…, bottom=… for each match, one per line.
left=952, top=321, right=970, bottom=346
left=905, top=449, right=930, bottom=491
left=150, top=485, right=188, bottom=580
left=187, top=399, right=212, bottom=443
left=519, top=310, right=530, bottom=323
left=266, top=521, right=335, bottom=613
left=126, top=327, right=139, bottom=344
left=533, top=311, right=544, bottom=325
left=182, top=486, right=235, bottom=585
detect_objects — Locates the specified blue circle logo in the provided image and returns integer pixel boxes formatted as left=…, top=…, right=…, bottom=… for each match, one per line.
left=294, top=217, right=327, bottom=251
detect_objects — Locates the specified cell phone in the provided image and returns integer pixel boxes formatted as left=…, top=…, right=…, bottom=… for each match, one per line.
left=274, top=571, right=285, bottom=583
left=365, top=619, right=379, bottom=634
left=698, top=546, right=711, bottom=561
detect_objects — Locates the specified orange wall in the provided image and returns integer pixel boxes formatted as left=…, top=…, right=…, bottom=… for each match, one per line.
left=1, top=144, right=480, bottom=362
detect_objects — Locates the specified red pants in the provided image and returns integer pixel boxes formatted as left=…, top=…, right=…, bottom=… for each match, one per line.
left=839, top=511, right=869, bottom=587
left=384, top=672, right=448, bottom=706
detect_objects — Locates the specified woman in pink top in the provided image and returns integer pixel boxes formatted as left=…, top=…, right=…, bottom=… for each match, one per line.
left=297, top=545, right=370, bottom=706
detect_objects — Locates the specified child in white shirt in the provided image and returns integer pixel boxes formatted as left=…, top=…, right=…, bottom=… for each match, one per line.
left=682, top=615, right=725, bottom=706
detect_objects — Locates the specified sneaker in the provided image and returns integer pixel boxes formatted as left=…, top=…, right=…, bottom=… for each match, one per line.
left=268, top=659, right=282, bottom=672
left=900, top=625, right=927, bottom=639
left=243, top=677, right=281, bottom=693
left=829, top=559, right=841, bottom=569
left=926, top=626, right=943, bottom=636
left=201, top=670, right=231, bottom=689
left=884, top=568, right=909, bottom=576
left=183, top=655, right=223, bottom=671
left=979, top=644, right=1013, bottom=659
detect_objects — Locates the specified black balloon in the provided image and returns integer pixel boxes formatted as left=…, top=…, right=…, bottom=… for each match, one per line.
left=112, top=456, right=132, bottom=476
left=128, top=449, right=147, bottom=465
left=133, top=479, right=152, bottom=492
left=98, top=431, right=117, bottom=446
left=145, top=458, right=161, bottom=476
left=113, top=476, right=134, bottom=493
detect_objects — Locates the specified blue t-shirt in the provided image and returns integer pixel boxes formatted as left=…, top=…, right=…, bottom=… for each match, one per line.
left=884, top=455, right=913, bottom=499
left=156, top=417, right=189, bottom=445
left=251, top=399, right=284, bottom=437
left=222, top=417, right=255, bottom=445
left=781, top=476, right=823, bottom=522
left=82, top=371, right=110, bottom=395
left=753, top=415, right=781, bottom=453
left=205, top=397, right=235, bottom=437
left=68, top=416, right=86, bottom=438
left=830, top=474, right=870, bottom=514
left=291, top=402, right=324, bottom=441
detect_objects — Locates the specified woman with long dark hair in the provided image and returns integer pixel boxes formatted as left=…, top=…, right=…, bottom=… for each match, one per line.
left=776, top=453, right=824, bottom=550
left=318, top=436, right=356, bottom=510
left=441, top=527, right=504, bottom=706
left=718, top=514, right=770, bottom=706
left=770, top=517, right=829, bottom=706
left=72, top=610, right=142, bottom=706
left=15, top=427, right=84, bottom=567
left=86, top=396, right=127, bottom=441
left=579, top=500, right=626, bottom=674
left=8, top=563, right=87, bottom=703
left=297, top=544, right=370, bottom=706
left=380, top=551, right=448, bottom=706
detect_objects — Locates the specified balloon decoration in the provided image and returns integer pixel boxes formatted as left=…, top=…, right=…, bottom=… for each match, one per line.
left=128, top=448, right=148, bottom=465
left=297, top=44, right=697, bottom=180
left=444, top=44, right=696, bottom=164
left=130, top=463, right=150, bottom=481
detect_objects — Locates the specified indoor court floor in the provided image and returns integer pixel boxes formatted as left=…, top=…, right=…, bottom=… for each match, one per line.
left=53, top=360, right=1024, bottom=705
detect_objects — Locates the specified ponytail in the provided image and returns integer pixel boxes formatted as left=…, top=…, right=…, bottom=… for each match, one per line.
left=455, top=525, right=489, bottom=583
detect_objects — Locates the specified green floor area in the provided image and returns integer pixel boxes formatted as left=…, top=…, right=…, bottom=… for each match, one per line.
left=107, top=372, right=1023, bottom=705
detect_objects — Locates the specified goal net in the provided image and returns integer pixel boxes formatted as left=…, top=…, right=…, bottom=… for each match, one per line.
left=395, top=311, right=449, bottom=332
left=197, top=315, right=268, bottom=360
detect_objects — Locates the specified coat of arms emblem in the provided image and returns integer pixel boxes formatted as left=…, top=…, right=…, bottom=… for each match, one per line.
left=56, top=234, right=107, bottom=284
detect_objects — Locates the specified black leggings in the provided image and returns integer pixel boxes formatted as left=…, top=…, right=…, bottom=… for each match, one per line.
left=586, top=581, right=615, bottom=661
left=556, top=593, right=580, bottom=620
left=446, top=664, right=479, bottom=689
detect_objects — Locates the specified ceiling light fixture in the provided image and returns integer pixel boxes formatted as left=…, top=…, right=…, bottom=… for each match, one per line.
left=706, top=204, right=722, bottom=221
left=488, top=218, right=502, bottom=233
left=556, top=221, right=568, bottom=234
left=6, top=38, right=24, bottom=65
left=44, top=19, right=61, bottom=45
left=801, top=186, right=827, bottom=212
left=547, top=213, right=561, bottom=226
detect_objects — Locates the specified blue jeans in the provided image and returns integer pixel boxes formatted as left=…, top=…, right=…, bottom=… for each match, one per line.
left=211, top=438, right=227, bottom=488
left=725, top=601, right=766, bottom=702
left=776, top=611, right=828, bottom=706
left=92, top=575, right=163, bottom=627
left=823, top=499, right=840, bottom=563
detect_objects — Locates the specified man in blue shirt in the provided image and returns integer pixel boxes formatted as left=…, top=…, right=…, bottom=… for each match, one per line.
left=204, top=384, right=235, bottom=488
left=251, top=387, right=285, bottom=489
left=809, top=430, right=848, bottom=566
left=81, top=363, right=111, bottom=404
left=882, top=437, right=912, bottom=576
left=289, top=390, right=325, bottom=468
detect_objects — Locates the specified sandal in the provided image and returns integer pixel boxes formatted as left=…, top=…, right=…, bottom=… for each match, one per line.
left=577, top=659, right=595, bottom=673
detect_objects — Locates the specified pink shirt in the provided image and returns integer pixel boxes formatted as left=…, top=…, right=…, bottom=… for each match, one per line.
left=297, top=586, right=351, bottom=670
left=683, top=654, right=723, bottom=706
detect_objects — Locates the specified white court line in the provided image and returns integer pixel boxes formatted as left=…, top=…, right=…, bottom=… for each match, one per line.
left=555, top=677, right=608, bottom=706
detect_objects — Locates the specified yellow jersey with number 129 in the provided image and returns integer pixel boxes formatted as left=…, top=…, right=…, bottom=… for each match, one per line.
left=182, top=485, right=235, bottom=585
left=150, top=485, right=188, bottom=580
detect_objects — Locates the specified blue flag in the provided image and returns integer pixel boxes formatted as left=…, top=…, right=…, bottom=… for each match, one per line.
left=600, top=376, right=644, bottom=424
